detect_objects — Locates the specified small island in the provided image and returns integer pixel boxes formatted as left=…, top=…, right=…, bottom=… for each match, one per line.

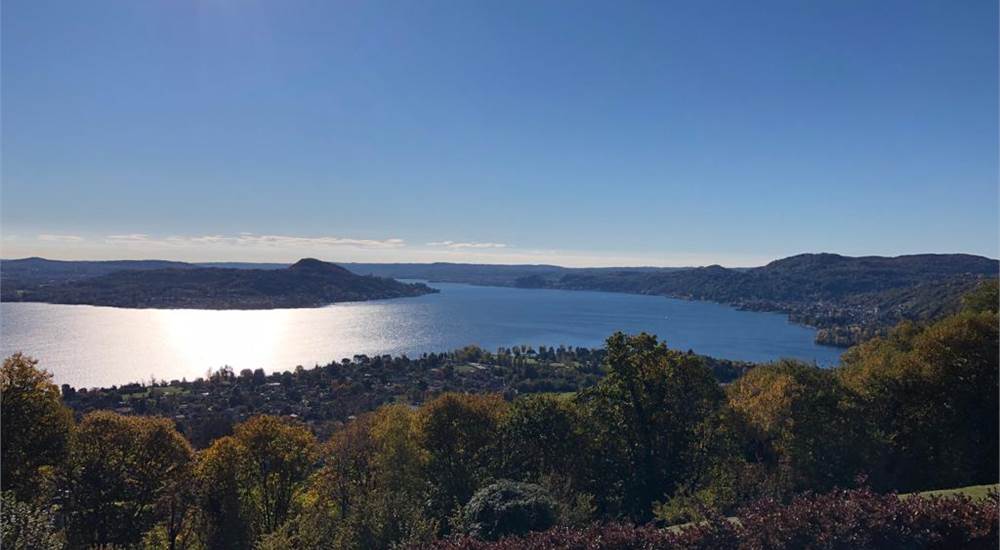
left=1, top=258, right=437, bottom=309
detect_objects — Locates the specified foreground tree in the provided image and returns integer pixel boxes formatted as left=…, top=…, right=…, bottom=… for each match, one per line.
left=497, top=395, right=588, bottom=484
left=1, top=353, right=74, bottom=501
left=496, top=394, right=597, bottom=524
left=268, top=406, right=436, bottom=549
left=64, top=411, right=194, bottom=548
left=195, top=436, right=252, bottom=550
left=839, top=303, right=999, bottom=492
left=418, top=393, right=509, bottom=531
left=194, top=415, right=318, bottom=548
left=235, top=415, right=318, bottom=534
left=727, top=360, right=873, bottom=496
left=579, top=332, right=725, bottom=521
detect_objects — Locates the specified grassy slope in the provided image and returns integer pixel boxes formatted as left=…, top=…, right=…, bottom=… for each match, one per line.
left=906, top=484, right=999, bottom=500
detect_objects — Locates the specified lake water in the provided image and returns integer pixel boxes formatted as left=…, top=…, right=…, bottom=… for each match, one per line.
left=0, top=282, right=843, bottom=388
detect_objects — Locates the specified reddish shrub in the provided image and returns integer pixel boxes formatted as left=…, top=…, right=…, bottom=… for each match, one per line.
left=737, top=487, right=998, bottom=549
left=417, top=488, right=998, bottom=549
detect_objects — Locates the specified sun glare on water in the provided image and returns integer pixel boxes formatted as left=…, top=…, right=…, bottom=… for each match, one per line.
left=155, top=309, right=292, bottom=377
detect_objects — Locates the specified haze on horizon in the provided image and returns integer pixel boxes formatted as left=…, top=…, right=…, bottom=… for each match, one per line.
left=2, top=0, right=997, bottom=268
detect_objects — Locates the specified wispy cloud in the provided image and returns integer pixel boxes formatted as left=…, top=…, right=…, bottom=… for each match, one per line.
left=427, top=240, right=509, bottom=249
left=105, top=234, right=150, bottom=244
left=37, top=234, right=85, bottom=242
left=105, top=233, right=406, bottom=249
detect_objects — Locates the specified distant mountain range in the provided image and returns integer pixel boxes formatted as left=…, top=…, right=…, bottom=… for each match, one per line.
left=2, top=253, right=996, bottom=345
left=0, top=258, right=436, bottom=309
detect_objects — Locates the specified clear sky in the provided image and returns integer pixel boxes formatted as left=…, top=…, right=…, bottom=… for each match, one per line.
left=2, top=0, right=997, bottom=267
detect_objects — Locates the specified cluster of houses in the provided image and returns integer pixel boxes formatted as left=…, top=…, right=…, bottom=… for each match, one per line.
left=61, top=347, right=603, bottom=446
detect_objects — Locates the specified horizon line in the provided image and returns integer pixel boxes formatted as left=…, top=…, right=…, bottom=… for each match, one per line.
left=4, top=250, right=999, bottom=272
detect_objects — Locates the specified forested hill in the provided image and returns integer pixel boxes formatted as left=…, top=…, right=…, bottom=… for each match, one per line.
left=543, top=253, right=997, bottom=299
left=0, top=256, right=196, bottom=284
left=0, top=258, right=436, bottom=309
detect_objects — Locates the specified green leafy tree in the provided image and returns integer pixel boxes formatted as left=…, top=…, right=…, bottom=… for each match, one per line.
left=1, top=353, right=74, bottom=501
left=496, top=395, right=597, bottom=525
left=418, top=393, right=508, bottom=531
left=653, top=405, right=763, bottom=525
left=497, top=394, right=587, bottom=482
left=579, top=332, right=725, bottom=521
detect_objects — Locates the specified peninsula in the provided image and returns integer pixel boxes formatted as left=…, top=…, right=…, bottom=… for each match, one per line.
left=0, top=258, right=437, bottom=309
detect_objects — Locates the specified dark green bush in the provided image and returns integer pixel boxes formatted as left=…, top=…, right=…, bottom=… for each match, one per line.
left=460, top=481, right=557, bottom=540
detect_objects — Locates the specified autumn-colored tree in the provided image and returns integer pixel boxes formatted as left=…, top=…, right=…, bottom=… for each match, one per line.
left=194, top=436, right=251, bottom=550
left=361, top=405, right=436, bottom=547
left=64, top=411, right=194, bottom=548
left=1, top=353, right=74, bottom=501
left=285, top=406, right=434, bottom=549
left=322, top=413, right=378, bottom=525
left=961, top=278, right=998, bottom=314
left=839, top=302, right=999, bottom=492
left=235, top=415, right=318, bottom=535
left=727, top=360, right=873, bottom=496
left=193, top=415, right=317, bottom=548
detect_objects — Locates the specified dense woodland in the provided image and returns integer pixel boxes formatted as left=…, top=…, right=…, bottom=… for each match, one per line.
left=1, top=281, right=997, bottom=549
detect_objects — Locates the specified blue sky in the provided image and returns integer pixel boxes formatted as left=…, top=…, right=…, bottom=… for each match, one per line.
left=2, top=0, right=997, bottom=267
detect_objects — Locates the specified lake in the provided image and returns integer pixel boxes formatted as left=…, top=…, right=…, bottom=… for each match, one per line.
left=0, top=282, right=844, bottom=388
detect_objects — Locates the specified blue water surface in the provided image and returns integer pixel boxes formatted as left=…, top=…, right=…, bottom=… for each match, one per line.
left=0, top=282, right=843, bottom=388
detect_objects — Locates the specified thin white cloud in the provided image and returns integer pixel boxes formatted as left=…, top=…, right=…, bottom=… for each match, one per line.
left=232, top=234, right=405, bottom=249
left=37, top=234, right=85, bottom=242
left=105, top=234, right=150, bottom=243
left=104, top=233, right=405, bottom=250
left=427, top=240, right=509, bottom=249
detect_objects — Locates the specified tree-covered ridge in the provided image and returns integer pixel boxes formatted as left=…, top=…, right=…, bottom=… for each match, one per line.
left=1, top=258, right=436, bottom=309
left=2, top=282, right=996, bottom=549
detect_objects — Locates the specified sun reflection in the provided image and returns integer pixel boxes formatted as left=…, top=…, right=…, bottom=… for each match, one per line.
left=155, top=309, right=291, bottom=377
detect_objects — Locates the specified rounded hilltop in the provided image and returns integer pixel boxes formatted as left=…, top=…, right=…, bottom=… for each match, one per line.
left=288, top=258, right=353, bottom=275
